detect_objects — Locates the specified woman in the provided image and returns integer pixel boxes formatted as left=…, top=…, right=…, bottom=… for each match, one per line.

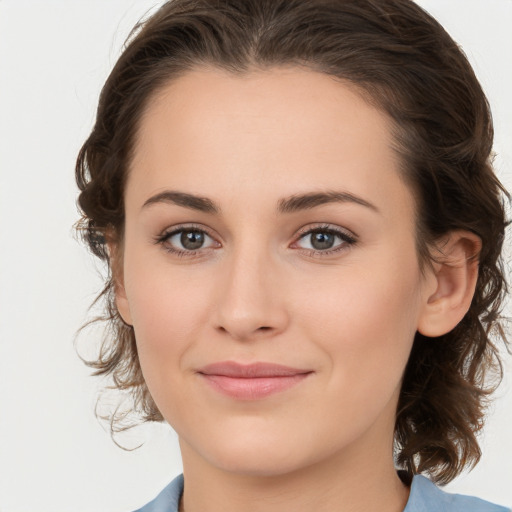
left=75, top=0, right=510, bottom=510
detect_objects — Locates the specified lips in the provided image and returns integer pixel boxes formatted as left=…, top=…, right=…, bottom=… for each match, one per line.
left=197, top=361, right=313, bottom=400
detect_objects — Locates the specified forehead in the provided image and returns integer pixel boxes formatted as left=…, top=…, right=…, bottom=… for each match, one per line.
left=128, top=66, right=414, bottom=222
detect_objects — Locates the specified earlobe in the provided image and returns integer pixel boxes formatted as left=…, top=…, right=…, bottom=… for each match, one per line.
left=417, top=231, right=481, bottom=338
left=114, top=281, right=133, bottom=326
left=106, top=239, right=133, bottom=326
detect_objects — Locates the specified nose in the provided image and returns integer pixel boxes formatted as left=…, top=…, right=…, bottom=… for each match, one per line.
left=213, top=244, right=289, bottom=342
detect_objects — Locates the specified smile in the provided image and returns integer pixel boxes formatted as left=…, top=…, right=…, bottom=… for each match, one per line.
left=197, top=361, right=314, bottom=400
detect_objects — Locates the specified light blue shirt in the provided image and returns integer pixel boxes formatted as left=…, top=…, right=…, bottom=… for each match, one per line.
left=133, top=473, right=510, bottom=512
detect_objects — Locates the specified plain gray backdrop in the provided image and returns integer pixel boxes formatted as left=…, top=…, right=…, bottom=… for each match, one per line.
left=0, top=1, right=511, bottom=511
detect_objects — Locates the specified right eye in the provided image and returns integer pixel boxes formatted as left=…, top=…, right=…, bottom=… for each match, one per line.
left=157, top=227, right=220, bottom=256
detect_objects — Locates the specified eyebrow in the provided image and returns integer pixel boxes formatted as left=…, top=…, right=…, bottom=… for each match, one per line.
left=277, top=191, right=378, bottom=214
left=142, top=189, right=378, bottom=214
left=142, top=191, right=218, bottom=213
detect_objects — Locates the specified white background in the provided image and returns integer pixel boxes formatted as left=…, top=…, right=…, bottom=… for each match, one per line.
left=0, top=1, right=510, bottom=511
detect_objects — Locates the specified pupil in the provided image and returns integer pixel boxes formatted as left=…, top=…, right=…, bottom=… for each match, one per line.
left=311, top=232, right=334, bottom=250
left=181, top=230, right=204, bottom=250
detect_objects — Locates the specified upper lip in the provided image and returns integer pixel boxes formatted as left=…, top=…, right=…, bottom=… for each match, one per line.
left=197, top=361, right=313, bottom=378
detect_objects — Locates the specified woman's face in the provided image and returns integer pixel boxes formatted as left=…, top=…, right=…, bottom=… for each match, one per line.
left=117, top=67, right=436, bottom=476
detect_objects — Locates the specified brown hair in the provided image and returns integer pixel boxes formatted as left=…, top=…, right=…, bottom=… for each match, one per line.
left=75, top=0, right=510, bottom=484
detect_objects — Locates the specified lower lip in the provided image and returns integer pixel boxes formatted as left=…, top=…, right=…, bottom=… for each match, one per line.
left=199, top=374, right=311, bottom=400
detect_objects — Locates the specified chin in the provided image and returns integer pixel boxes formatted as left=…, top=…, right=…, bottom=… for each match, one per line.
left=208, top=449, right=310, bottom=478
left=185, top=427, right=329, bottom=478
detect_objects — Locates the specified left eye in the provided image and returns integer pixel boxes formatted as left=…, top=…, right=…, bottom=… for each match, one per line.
left=295, top=229, right=354, bottom=251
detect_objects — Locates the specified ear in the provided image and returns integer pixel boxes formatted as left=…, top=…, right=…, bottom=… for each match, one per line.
left=417, top=230, right=481, bottom=337
left=106, top=236, right=133, bottom=326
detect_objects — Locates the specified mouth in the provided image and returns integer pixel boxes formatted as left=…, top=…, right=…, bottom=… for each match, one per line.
left=196, top=361, right=314, bottom=400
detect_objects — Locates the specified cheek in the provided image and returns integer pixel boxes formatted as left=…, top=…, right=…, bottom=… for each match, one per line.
left=297, top=256, right=423, bottom=396
left=124, top=270, right=219, bottom=420
left=122, top=249, right=216, bottom=377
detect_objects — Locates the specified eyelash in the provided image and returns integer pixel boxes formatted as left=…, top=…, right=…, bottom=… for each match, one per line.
left=154, top=223, right=357, bottom=258
left=293, top=224, right=357, bottom=256
left=154, top=224, right=218, bottom=258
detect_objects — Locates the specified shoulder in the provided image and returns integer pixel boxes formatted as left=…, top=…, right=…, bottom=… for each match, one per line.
left=405, top=475, right=510, bottom=512
left=131, top=474, right=184, bottom=512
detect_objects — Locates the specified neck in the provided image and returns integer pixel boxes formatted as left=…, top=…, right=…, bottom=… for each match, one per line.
left=178, top=436, right=409, bottom=512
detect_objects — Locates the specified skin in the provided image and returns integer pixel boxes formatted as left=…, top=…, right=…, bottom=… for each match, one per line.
left=115, top=66, right=480, bottom=512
